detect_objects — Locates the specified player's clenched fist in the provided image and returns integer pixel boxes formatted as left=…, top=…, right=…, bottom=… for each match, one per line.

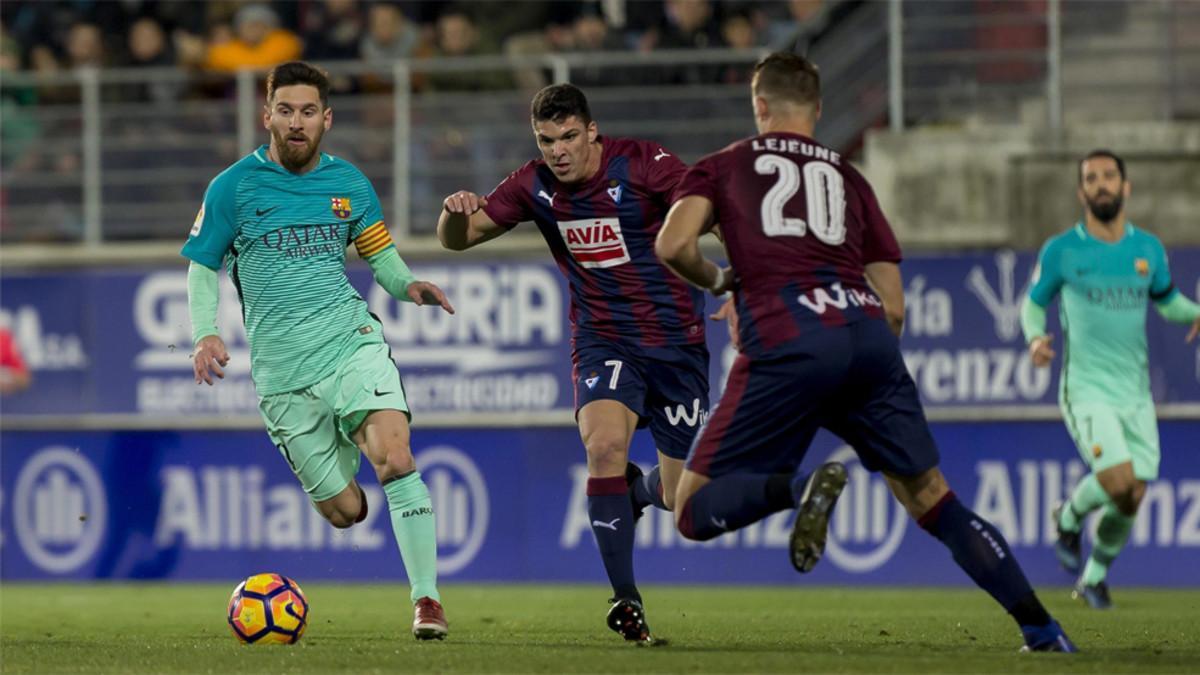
left=1028, top=334, right=1056, bottom=367
left=442, top=191, right=488, bottom=215
left=193, top=334, right=230, bottom=386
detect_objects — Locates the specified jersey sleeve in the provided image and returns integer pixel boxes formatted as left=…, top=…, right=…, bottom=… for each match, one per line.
left=673, top=154, right=720, bottom=204
left=856, top=174, right=902, bottom=264
left=1149, top=237, right=1178, bottom=302
left=1028, top=238, right=1065, bottom=307
left=640, top=142, right=688, bottom=206
left=351, top=176, right=386, bottom=240
left=481, top=163, right=534, bottom=230
left=180, top=173, right=239, bottom=270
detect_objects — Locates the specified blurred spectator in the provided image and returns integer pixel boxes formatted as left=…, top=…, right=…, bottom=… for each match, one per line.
left=361, top=3, right=423, bottom=63
left=769, top=0, right=834, bottom=55
left=567, top=10, right=629, bottom=88
left=425, top=8, right=512, bottom=91
left=0, top=26, right=41, bottom=171
left=301, top=0, right=364, bottom=61
left=0, top=326, right=31, bottom=395
left=656, top=0, right=722, bottom=49
left=645, top=0, right=724, bottom=84
left=360, top=3, right=429, bottom=92
left=122, top=17, right=187, bottom=112
left=66, top=22, right=106, bottom=69
left=719, top=10, right=757, bottom=83
left=204, top=4, right=302, bottom=73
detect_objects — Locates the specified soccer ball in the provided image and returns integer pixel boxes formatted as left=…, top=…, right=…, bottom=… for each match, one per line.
left=227, top=573, right=309, bottom=644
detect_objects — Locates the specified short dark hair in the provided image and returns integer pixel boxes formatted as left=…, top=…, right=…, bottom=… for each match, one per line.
left=752, top=51, right=821, bottom=107
left=530, top=83, right=592, bottom=125
left=1079, top=149, right=1126, bottom=184
left=266, top=61, right=330, bottom=108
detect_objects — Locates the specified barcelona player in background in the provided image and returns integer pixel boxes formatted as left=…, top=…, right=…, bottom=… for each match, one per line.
left=1023, top=150, right=1200, bottom=608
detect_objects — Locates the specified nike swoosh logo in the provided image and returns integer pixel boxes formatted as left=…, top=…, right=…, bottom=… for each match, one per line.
left=256, top=206, right=279, bottom=217
left=374, top=388, right=393, bottom=397
left=711, top=516, right=727, bottom=530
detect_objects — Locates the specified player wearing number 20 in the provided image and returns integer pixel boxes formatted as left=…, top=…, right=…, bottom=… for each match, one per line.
left=657, top=52, right=1076, bottom=653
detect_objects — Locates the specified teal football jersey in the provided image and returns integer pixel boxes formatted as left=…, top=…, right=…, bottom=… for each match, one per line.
left=1028, top=222, right=1178, bottom=406
left=181, top=145, right=390, bottom=395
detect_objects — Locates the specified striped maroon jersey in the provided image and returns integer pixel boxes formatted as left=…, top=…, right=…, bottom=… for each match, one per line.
left=675, top=132, right=902, bottom=357
left=483, top=136, right=705, bottom=347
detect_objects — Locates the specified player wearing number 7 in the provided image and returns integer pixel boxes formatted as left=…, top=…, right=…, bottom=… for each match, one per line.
left=657, top=51, right=1075, bottom=652
left=183, top=62, right=454, bottom=640
left=438, top=83, right=714, bottom=643
left=1022, top=149, right=1200, bottom=609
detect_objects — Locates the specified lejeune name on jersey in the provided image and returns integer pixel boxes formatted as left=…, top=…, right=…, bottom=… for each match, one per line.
left=750, top=137, right=843, bottom=165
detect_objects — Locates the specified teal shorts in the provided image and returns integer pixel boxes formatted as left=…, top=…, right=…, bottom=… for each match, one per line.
left=258, top=341, right=410, bottom=502
left=1061, top=399, right=1160, bottom=480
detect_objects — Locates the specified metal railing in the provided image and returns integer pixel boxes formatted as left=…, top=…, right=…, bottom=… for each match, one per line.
left=1, top=0, right=1196, bottom=251
left=891, top=0, right=1200, bottom=130
left=1, top=49, right=772, bottom=246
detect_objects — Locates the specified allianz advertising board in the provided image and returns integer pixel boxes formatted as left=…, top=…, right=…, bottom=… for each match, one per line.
left=2, top=249, right=1199, bottom=417
left=0, top=423, right=1197, bottom=584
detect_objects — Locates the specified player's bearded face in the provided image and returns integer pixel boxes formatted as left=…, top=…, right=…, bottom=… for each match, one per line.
left=533, top=116, right=599, bottom=184
left=265, top=85, right=331, bottom=172
left=1084, top=186, right=1124, bottom=223
left=1079, top=157, right=1126, bottom=223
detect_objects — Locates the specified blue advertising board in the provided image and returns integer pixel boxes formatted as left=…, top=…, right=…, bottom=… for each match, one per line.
left=2, top=422, right=1197, bottom=585
left=2, top=249, right=1199, bottom=418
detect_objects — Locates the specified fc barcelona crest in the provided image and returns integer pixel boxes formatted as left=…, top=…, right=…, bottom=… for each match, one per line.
left=331, top=197, right=352, bottom=219
left=1135, top=258, right=1149, bottom=276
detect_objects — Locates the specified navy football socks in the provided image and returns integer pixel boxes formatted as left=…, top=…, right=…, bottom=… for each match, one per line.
left=677, top=473, right=801, bottom=541
left=630, top=465, right=668, bottom=512
left=919, top=492, right=1052, bottom=628
left=587, top=476, right=640, bottom=602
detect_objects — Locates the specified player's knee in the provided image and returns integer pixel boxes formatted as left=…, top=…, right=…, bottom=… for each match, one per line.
left=325, top=509, right=357, bottom=529
left=372, top=447, right=415, bottom=478
left=584, top=434, right=628, bottom=475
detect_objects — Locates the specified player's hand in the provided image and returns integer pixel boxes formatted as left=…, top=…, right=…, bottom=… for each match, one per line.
left=407, top=280, right=455, bottom=314
left=710, top=296, right=741, bottom=351
left=442, top=191, right=488, bottom=215
left=193, top=335, right=229, bottom=386
left=1186, top=317, right=1200, bottom=343
left=1028, top=334, right=1055, bottom=367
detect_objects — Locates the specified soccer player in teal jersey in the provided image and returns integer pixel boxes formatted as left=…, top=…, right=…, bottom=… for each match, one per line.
left=183, top=62, right=456, bottom=639
left=1022, top=149, right=1200, bottom=609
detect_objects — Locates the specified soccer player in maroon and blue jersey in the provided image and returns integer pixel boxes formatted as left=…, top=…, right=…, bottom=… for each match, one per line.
left=656, top=52, right=1076, bottom=653
left=437, top=84, right=709, bottom=643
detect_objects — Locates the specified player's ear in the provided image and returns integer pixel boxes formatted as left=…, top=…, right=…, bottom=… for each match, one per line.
left=1122, top=178, right=1131, bottom=199
left=586, top=120, right=598, bottom=143
left=262, top=104, right=271, bottom=130
left=323, top=106, right=332, bottom=131
left=1076, top=186, right=1087, bottom=209
left=813, top=100, right=822, bottom=124
left=753, top=95, right=769, bottom=123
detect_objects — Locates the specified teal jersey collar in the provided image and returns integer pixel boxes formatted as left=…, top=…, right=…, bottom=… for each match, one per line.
left=1074, top=220, right=1133, bottom=244
left=251, top=144, right=335, bottom=174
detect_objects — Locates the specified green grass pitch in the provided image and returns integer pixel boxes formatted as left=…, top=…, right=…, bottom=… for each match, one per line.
left=1, top=584, right=1197, bottom=673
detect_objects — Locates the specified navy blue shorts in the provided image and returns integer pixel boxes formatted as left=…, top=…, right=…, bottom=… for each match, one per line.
left=687, top=320, right=939, bottom=478
left=573, top=337, right=710, bottom=460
